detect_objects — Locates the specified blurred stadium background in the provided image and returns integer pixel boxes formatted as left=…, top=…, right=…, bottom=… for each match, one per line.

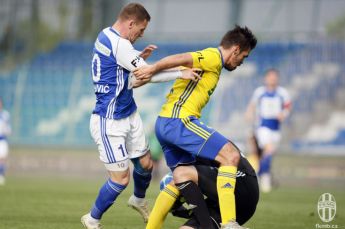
left=0, top=0, right=344, bottom=228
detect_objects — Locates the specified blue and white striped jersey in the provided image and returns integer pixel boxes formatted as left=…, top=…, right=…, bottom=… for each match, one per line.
left=91, top=27, right=146, bottom=120
left=251, top=86, right=291, bottom=130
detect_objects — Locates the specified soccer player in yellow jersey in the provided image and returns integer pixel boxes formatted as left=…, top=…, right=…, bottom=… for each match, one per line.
left=134, top=25, right=257, bottom=229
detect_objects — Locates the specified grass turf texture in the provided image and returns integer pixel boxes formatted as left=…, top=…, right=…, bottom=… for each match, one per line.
left=0, top=176, right=344, bottom=229
left=1, top=148, right=344, bottom=228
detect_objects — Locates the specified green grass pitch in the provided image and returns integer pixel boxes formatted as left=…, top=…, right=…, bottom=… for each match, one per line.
left=0, top=176, right=344, bottom=229
left=1, top=148, right=344, bottom=229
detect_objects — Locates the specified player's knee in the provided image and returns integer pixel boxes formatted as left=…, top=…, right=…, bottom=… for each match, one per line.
left=142, top=151, right=154, bottom=170
left=109, top=169, right=130, bottom=186
left=172, top=166, right=197, bottom=184
left=132, top=153, right=153, bottom=175
left=216, top=142, right=240, bottom=166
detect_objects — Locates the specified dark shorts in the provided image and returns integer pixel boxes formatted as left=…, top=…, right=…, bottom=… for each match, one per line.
left=155, top=116, right=228, bottom=169
left=182, top=158, right=259, bottom=228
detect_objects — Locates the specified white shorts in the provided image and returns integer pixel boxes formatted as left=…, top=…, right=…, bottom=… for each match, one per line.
left=0, top=140, right=9, bottom=158
left=256, top=127, right=281, bottom=151
left=90, top=112, right=149, bottom=171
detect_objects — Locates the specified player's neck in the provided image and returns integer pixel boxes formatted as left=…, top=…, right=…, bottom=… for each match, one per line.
left=112, top=22, right=128, bottom=38
left=266, top=86, right=276, bottom=92
left=218, top=46, right=228, bottom=63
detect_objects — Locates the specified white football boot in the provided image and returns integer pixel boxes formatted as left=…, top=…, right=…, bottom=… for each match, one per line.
left=127, top=195, right=150, bottom=223
left=81, top=213, right=102, bottom=229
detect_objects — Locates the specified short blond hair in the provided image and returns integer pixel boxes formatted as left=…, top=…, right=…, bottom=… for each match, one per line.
left=118, top=3, right=150, bottom=22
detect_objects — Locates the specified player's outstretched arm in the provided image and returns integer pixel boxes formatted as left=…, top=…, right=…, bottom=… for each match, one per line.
left=130, top=68, right=201, bottom=88
left=134, top=53, right=193, bottom=81
left=150, top=68, right=202, bottom=83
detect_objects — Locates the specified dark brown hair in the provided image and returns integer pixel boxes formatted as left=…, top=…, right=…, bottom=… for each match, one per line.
left=118, top=3, right=151, bottom=22
left=220, top=25, right=257, bottom=51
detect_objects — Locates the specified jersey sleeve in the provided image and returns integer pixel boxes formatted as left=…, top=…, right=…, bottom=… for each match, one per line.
left=250, top=87, right=263, bottom=104
left=280, top=87, right=292, bottom=108
left=113, top=38, right=147, bottom=71
left=190, top=49, right=220, bottom=72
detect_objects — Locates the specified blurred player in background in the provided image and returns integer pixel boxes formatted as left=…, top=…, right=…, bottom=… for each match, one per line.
left=135, top=25, right=257, bottom=229
left=81, top=3, right=200, bottom=229
left=0, top=98, right=11, bottom=185
left=245, top=69, right=291, bottom=192
left=152, top=155, right=259, bottom=229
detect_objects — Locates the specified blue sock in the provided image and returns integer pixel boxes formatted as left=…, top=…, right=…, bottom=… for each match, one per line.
left=0, top=164, right=5, bottom=176
left=258, top=154, right=272, bottom=175
left=133, top=168, right=152, bottom=198
left=90, top=179, right=126, bottom=220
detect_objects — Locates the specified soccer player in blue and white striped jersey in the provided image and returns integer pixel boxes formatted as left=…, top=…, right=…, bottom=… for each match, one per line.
left=246, top=69, right=291, bottom=192
left=81, top=3, right=200, bottom=229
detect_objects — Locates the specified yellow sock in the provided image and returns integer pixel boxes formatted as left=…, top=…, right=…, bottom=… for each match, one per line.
left=146, top=184, right=180, bottom=229
left=217, top=165, right=237, bottom=224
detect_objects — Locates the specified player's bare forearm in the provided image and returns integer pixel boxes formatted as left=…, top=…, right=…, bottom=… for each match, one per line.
left=153, top=53, right=193, bottom=73
left=133, top=53, right=193, bottom=80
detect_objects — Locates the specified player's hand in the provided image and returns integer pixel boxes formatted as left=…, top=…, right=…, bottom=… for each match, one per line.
left=128, top=73, right=150, bottom=89
left=133, top=64, right=156, bottom=81
left=139, top=45, right=157, bottom=60
left=181, top=68, right=202, bottom=82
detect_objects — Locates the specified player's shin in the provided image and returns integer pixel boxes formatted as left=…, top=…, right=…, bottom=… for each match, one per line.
left=258, top=154, right=272, bottom=176
left=133, top=168, right=152, bottom=197
left=217, top=166, right=237, bottom=224
left=90, top=179, right=126, bottom=220
left=146, top=184, right=179, bottom=229
left=258, top=154, right=273, bottom=193
left=176, top=180, right=213, bottom=229
left=131, top=157, right=153, bottom=198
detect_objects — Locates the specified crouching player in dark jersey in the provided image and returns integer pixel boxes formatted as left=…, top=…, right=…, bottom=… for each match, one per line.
left=154, top=155, right=259, bottom=229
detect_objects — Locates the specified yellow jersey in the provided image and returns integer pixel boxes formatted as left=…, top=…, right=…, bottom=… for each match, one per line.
left=159, top=47, right=223, bottom=118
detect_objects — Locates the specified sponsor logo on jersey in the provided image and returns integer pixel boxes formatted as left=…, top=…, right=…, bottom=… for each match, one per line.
left=95, top=39, right=111, bottom=56
left=131, top=56, right=141, bottom=67
left=196, top=51, right=204, bottom=62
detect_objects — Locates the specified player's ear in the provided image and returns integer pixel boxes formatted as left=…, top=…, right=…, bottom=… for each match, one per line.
left=128, top=20, right=135, bottom=29
left=233, top=45, right=241, bottom=56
